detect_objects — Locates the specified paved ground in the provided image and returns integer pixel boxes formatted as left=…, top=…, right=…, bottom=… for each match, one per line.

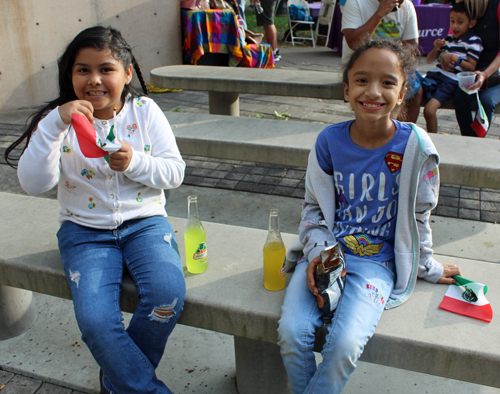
left=0, top=370, right=85, bottom=394
left=1, top=45, right=499, bottom=393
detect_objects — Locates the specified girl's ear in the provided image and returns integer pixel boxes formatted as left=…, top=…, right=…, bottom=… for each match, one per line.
left=125, top=64, right=133, bottom=85
left=397, top=84, right=407, bottom=106
left=343, top=82, right=349, bottom=101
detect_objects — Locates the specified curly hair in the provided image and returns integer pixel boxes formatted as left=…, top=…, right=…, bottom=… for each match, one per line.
left=342, top=36, right=417, bottom=88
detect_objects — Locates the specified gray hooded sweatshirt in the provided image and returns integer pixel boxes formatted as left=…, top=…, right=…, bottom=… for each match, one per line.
left=286, top=123, right=443, bottom=309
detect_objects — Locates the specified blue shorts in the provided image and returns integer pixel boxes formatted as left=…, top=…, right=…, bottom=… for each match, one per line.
left=404, top=70, right=423, bottom=100
left=423, top=71, right=459, bottom=105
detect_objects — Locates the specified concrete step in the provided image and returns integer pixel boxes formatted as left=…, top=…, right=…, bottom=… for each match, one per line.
left=167, top=112, right=500, bottom=189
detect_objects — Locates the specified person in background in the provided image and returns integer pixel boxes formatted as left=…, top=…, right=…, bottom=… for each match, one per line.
left=341, top=0, right=423, bottom=122
left=449, top=0, right=500, bottom=137
left=237, top=0, right=248, bottom=29
left=254, top=0, right=282, bottom=61
left=423, top=2, right=482, bottom=133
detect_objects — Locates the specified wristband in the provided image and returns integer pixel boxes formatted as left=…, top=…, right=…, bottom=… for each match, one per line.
left=456, top=57, right=464, bottom=67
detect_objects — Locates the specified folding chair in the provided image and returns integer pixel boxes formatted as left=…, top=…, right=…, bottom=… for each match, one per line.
left=285, top=0, right=316, bottom=47
left=314, top=0, right=337, bottom=47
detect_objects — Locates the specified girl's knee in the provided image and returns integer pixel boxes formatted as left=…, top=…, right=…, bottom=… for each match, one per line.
left=147, top=267, right=185, bottom=301
left=147, top=296, right=184, bottom=324
left=140, top=275, right=186, bottom=323
left=325, top=329, right=365, bottom=367
left=277, top=313, right=310, bottom=350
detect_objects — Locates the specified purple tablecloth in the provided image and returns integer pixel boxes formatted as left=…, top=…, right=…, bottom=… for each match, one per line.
left=309, top=3, right=343, bottom=51
left=310, top=2, right=451, bottom=55
left=415, top=4, right=451, bottom=54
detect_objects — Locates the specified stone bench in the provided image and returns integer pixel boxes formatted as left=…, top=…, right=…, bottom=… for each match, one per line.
left=150, top=65, right=496, bottom=116
left=1, top=191, right=499, bottom=391
left=166, top=112, right=500, bottom=190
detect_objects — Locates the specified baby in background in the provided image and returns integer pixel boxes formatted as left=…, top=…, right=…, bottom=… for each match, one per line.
left=423, top=2, right=483, bottom=133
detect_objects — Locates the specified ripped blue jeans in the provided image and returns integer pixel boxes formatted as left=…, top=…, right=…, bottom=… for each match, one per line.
left=57, top=216, right=186, bottom=394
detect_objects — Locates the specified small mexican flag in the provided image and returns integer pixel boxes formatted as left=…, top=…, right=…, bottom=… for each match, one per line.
left=470, top=92, right=489, bottom=138
left=439, top=275, right=492, bottom=322
left=72, top=113, right=121, bottom=158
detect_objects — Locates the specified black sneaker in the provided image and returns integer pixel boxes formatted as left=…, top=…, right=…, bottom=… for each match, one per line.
left=273, top=49, right=281, bottom=62
left=100, top=369, right=111, bottom=394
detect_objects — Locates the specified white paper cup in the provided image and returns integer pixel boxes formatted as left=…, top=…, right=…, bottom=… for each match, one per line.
left=457, top=72, right=476, bottom=89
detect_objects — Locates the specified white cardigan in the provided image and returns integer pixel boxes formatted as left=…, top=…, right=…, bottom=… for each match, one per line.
left=18, top=96, right=185, bottom=229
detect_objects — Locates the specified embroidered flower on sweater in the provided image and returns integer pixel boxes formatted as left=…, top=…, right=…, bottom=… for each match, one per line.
left=65, top=181, right=76, bottom=189
left=144, top=145, right=151, bottom=153
left=126, top=124, right=137, bottom=137
left=136, top=192, right=143, bottom=203
left=62, top=146, right=72, bottom=154
left=135, top=98, right=147, bottom=107
left=88, top=197, right=96, bottom=209
left=81, top=169, right=96, bottom=179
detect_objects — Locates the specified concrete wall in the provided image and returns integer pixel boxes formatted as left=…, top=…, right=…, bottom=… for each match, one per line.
left=0, top=0, right=182, bottom=112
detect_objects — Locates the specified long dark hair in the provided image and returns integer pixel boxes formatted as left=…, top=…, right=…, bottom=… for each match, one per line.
left=5, top=25, right=149, bottom=168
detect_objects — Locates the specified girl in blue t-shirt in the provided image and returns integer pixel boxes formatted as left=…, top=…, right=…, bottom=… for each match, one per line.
left=278, top=38, right=461, bottom=394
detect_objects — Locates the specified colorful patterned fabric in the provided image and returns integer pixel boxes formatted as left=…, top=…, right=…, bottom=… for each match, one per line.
left=182, top=9, right=274, bottom=68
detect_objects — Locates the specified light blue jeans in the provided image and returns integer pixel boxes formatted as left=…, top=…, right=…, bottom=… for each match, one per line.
left=277, top=254, right=395, bottom=394
left=57, top=216, right=186, bottom=394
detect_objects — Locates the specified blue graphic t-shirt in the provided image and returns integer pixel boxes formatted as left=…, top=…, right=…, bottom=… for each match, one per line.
left=316, top=120, right=412, bottom=261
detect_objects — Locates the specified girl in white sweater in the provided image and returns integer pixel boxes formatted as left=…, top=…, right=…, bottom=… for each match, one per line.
left=6, top=26, right=185, bottom=394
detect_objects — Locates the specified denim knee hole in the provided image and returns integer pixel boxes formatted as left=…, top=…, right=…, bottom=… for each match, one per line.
left=148, top=298, right=178, bottom=323
left=69, top=269, right=81, bottom=288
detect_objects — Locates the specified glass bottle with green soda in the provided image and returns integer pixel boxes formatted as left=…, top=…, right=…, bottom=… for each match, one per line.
left=184, top=195, right=208, bottom=274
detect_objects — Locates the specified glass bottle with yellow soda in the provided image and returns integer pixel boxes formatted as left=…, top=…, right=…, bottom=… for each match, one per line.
left=263, top=209, right=286, bottom=291
left=184, top=195, right=208, bottom=274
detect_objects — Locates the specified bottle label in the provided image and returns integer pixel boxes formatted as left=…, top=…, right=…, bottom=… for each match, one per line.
left=193, top=242, right=208, bottom=260
left=279, top=256, right=286, bottom=276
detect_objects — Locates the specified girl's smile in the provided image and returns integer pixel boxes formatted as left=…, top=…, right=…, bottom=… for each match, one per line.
left=358, top=100, right=387, bottom=110
left=72, top=47, right=133, bottom=120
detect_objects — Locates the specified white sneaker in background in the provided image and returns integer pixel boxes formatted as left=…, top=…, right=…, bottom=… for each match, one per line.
left=273, top=49, right=281, bottom=62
